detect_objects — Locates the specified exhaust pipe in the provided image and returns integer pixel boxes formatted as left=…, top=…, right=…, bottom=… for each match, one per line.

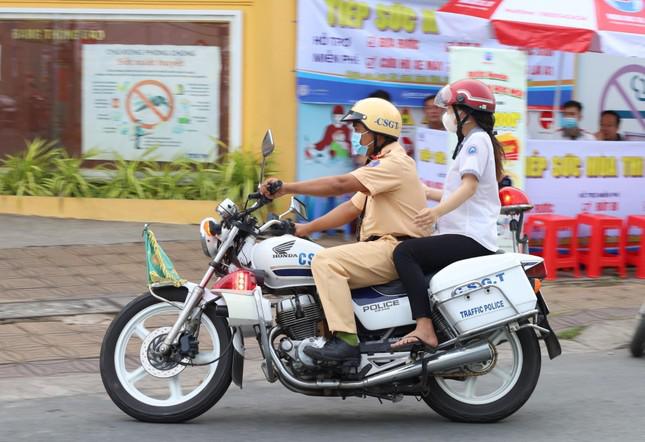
left=268, top=328, right=494, bottom=390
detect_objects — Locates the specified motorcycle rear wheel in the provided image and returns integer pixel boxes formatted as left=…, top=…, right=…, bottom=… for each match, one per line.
left=423, top=326, right=541, bottom=423
left=100, top=287, right=232, bottom=423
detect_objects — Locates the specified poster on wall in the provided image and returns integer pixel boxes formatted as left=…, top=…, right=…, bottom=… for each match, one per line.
left=525, top=140, right=645, bottom=217
left=82, top=44, right=221, bottom=161
left=296, top=102, right=357, bottom=225
left=577, top=52, right=645, bottom=139
left=297, top=103, right=357, bottom=181
left=450, top=46, right=528, bottom=189
left=295, top=0, right=573, bottom=108
left=414, top=127, right=449, bottom=191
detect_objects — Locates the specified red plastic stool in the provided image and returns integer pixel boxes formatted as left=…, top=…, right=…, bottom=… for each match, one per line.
left=625, top=215, right=645, bottom=279
left=576, top=213, right=626, bottom=278
left=525, top=214, right=579, bottom=280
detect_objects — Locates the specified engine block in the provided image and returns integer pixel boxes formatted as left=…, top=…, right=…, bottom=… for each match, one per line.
left=276, top=294, right=323, bottom=340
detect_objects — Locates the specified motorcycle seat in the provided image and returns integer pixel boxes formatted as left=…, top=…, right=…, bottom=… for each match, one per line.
left=371, top=273, right=436, bottom=296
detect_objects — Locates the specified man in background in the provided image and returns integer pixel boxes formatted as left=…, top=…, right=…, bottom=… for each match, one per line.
left=553, top=100, right=595, bottom=141
left=595, top=110, right=623, bottom=141
left=368, top=89, right=391, bottom=102
left=423, top=94, right=445, bottom=131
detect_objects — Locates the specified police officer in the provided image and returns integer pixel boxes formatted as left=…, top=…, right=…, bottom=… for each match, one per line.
left=260, top=98, right=430, bottom=363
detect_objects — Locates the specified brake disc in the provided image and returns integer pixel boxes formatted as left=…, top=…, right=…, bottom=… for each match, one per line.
left=140, top=327, right=188, bottom=378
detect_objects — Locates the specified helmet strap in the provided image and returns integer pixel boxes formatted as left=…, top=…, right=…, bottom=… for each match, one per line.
left=452, top=105, right=472, bottom=160
left=368, top=131, right=386, bottom=160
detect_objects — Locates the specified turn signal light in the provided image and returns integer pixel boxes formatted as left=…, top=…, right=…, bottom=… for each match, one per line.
left=532, top=278, right=542, bottom=294
left=213, top=270, right=257, bottom=291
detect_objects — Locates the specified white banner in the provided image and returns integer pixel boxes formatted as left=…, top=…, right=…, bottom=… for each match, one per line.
left=524, top=139, right=645, bottom=218
left=414, top=127, right=449, bottom=193
left=577, top=52, right=645, bottom=139
left=450, top=46, right=528, bottom=189
left=82, top=44, right=221, bottom=162
left=296, top=0, right=574, bottom=107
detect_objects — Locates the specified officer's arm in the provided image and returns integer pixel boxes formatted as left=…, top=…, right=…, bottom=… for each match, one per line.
left=297, top=200, right=361, bottom=236
left=282, top=174, right=368, bottom=197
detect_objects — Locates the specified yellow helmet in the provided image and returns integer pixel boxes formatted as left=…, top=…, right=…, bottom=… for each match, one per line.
left=341, top=98, right=402, bottom=138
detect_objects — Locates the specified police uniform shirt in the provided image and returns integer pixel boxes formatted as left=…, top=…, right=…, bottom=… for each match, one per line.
left=437, top=128, right=500, bottom=252
left=349, top=142, right=430, bottom=240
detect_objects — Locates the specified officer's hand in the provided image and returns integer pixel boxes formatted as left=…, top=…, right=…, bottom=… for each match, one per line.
left=294, top=223, right=310, bottom=238
left=260, top=178, right=286, bottom=199
left=415, top=207, right=439, bottom=229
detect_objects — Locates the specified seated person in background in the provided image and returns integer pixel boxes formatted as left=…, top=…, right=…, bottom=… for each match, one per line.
left=553, top=100, right=596, bottom=141
left=423, top=94, right=445, bottom=131
left=595, top=110, right=624, bottom=141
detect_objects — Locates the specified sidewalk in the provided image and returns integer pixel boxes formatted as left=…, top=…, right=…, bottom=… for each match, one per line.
left=0, top=214, right=643, bottom=398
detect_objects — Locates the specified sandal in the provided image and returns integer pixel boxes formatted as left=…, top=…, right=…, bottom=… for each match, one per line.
left=390, top=335, right=437, bottom=352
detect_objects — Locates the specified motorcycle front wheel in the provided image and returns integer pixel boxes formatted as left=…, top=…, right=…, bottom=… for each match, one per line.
left=100, top=287, right=232, bottom=423
left=629, top=317, right=645, bottom=358
left=423, top=326, right=541, bottom=423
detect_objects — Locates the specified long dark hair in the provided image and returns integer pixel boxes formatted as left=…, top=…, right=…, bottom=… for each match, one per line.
left=467, top=108, right=505, bottom=182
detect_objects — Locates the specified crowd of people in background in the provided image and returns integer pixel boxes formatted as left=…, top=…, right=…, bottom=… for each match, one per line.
left=338, top=92, right=628, bottom=172
left=555, top=100, right=625, bottom=142
left=420, top=95, right=626, bottom=142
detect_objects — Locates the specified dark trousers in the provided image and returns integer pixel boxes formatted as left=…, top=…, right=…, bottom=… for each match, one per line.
left=393, top=234, right=494, bottom=319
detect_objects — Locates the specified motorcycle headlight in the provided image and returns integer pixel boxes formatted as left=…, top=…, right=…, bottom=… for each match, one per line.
left=199, top=217, right=221, bottom=258
left=216, top=198, right=238, bottom=220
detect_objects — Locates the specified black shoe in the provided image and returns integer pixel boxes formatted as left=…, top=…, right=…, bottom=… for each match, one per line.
left=304, top=336, right=360, bottom=363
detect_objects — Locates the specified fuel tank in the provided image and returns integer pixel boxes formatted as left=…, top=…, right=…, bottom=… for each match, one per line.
left=251, top=235, right=323, bottom=289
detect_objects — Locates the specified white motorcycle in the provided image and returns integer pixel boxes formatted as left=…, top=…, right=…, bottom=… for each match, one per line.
left=100, top=131, right=561, bottom=424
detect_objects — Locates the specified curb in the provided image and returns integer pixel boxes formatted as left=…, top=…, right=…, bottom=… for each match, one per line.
left=0, top=296, right=135, bottom=322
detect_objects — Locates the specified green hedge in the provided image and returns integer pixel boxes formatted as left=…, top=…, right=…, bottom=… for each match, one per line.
left=0, top=139, right=273, bottom=207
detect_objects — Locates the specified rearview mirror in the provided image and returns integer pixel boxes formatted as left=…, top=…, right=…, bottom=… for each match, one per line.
left=261, top=130, right=275, bottom=158
left=280, top=197, right=308, bottom=221
left=259, top=130, right=275, bottom=185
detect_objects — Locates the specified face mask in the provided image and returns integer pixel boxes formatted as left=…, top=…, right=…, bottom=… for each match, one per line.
left=560, top=116, right=578, bottom=129
left=352, top=131, right=369, bottom=155
left=442, top=112, right=458, bottom=133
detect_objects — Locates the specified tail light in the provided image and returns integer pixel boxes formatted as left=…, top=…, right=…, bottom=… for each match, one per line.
left=213, top=269, right=257, bottom=291
left=523, top=261, right=547, bottom=279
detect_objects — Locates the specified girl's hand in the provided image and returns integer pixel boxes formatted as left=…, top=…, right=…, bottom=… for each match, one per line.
left=415, top=207, right=440, bottom=228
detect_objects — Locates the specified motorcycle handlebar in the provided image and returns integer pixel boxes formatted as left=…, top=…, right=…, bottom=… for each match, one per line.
left=258, top=219, right=295, bottom=236
left=248, top=180, right=283, bottom=201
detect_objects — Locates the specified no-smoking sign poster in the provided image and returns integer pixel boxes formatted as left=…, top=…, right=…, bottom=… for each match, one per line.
left=82, top=44, right=221, bottom=161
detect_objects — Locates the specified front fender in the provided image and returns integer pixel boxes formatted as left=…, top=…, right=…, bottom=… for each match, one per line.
left=231, top=326, right=245, bottom=388
left=152, top=282, right=248, bottom=388
left=183, top=282, right=249, bottom=388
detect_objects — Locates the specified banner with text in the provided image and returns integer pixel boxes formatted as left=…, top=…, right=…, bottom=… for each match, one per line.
left=82, top=44, right=221, bottom=162
left=450, top=46, right=527, bottom=189
left=296, top=0, right=574, bottom=108
left=525, top=140, right=645, bottom=218
left=414, top=127, right=449, bottom=192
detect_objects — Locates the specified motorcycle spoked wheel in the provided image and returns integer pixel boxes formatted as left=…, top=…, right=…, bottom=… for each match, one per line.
left=100, top=287, right=232, bottom=423
left=629, top=318, right=645, bottom=358
left=423, top=326, right=541, bottom=423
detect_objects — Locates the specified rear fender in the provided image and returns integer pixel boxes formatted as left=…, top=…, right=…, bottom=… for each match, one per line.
left=535, top=291, right=562, bottom=359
